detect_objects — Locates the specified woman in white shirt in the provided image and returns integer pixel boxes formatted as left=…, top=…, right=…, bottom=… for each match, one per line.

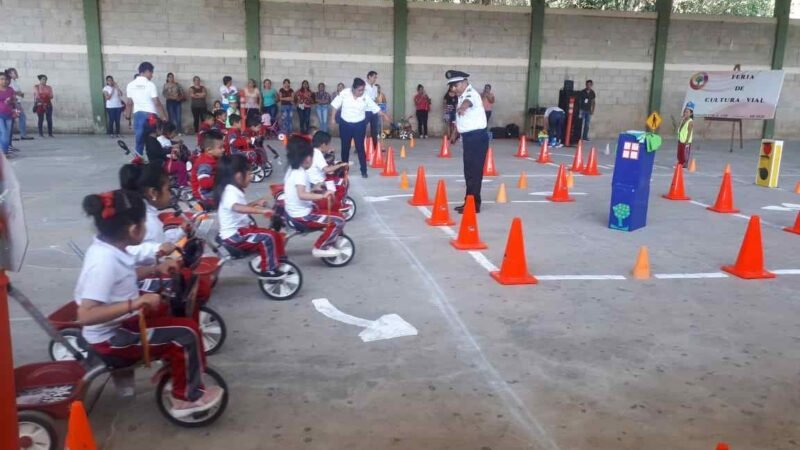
left=103, top=75, right=124, bottom=138
left=283, top=136, right=344, bottom=258
left=75, top=189, right=223, bottom=417
left=329, top=77, right=390, bottom=178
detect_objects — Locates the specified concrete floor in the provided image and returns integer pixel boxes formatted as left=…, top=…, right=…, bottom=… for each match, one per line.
left=8, top=133, right=800, bottom=450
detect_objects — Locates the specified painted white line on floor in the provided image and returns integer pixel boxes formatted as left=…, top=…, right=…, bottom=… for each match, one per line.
left=364, top=194, right=413, bottom=203
left=10, top=317, right=33, bottom=322
left=689, top=200, right=710, bottom=208
left=360, top=189, right=563, bottom=450
left=773, top=269, right=800, bottom=275
left=529, top=191, right=588, bottom=196
left=469, top=251, right=500, bottom=272
left=537, top=275, right=626, bottom=281
left=654, top=272, right=729, bottom=279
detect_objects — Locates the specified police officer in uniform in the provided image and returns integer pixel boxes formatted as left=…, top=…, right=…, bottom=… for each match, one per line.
left=447, top=70, right=488, bottom=214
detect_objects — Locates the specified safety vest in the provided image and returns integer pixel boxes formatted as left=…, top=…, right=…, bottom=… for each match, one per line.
left=679, top=118, right=693, bottom=144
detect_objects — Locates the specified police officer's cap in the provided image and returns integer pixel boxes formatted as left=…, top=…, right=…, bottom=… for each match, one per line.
left=446, top=70, right=470, bottom=85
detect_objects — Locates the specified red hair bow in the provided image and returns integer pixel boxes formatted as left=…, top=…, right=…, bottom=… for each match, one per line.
left=99, top=192, right=116, bottom=219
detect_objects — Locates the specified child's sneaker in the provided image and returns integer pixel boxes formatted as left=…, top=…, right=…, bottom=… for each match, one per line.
left=170, top=385, right=224, bottom=418
left=259, top=268, right=287, bottom=280
left=312, top=247, right=339, bottom=258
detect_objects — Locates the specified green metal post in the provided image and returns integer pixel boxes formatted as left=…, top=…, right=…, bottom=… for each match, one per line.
left=245, top=0, right=262, bottom=84
left=82, top=0, right=106, bottom=133
left=648, top=0, right=671, bottom=116
left=393, top=0, right=408, bottom=121
left=525, top=0, right=545, bottom=113
left=763, top=0, right=790, bottom=138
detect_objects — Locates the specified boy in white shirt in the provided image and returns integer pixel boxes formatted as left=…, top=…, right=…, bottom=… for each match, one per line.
left=283, top=136, right=345, bottom=258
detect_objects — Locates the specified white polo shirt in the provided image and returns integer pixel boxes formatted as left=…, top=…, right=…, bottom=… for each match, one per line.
left=218, top=184, right=253, bottom=240
left=74, top=237, right=140, bottom=344
left=284, top=168, right=313, bottom=218
left=126, top=203, right=183, bottom=265
left=103, top=85, right=123, bottom=108
left=126, top=76, right=158, bottom=114
left=365, top=82, right=378, bottom=101
left=220, top=84, right=238, bottom=105
left=455, top=84, right=487, bottom=134
left=307, top=148, right=328, bottom=184
left=330, top=88, right=380, bottom=124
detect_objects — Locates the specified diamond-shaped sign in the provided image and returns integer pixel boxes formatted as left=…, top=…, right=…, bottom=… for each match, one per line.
left=646, top=112, right=662, bottom=130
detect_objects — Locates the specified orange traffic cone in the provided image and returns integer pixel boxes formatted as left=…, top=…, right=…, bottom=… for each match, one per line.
left=783, top=212, right=800, bottom=235
left=707, top=170, right=739, bottom=213
left=496, top=183, right=508, bottom=203
left=409, top=166, right=433, bottom=206
left=716, top=443, right=729, bottom=450
left=438, top=135, right=451, bottom=158
left=451, top=195, right=487, bottom=250
left=631, top=246, right=651, bottom=279
left=662, top=164, right=691, bottom=201
left=566, top=170, right=575, bottom=188
left=582, top=147, right=602, bottom=176
left=514, top=135, right=529, bottom=158
left=794, top=181, right=800, bottom=194
left=426, top=180, right=455, bottom=226
left=65, top=401, right=98, bottom=450
left=280, top=133, right=288, bottom=147
left=536, top=140, right=552, bottom=164
left=517, top=171, right=527, bottom=189
left=400, top=170, right=409, bottom=190
left=490, top=217, right=538, bottom=285
left=722, top=215, right=775, bottom=279
left=688, top=158, right=697, bottom=173
left=547, top=164, right=574, bottom=202
left=366, top=137, right=374, bottom=163
left=571, top=141, right=584, bottom=172
left=400, top=145, right=406, bottom=159
left=371, top=143, right=385, bottom=168
left=724, top=163, right=731, bottom=174
left=410, top=135, right=415, bottom=149
left=483, top=148, right=498, bottom=176
left=381, top=148, right=398, bottom=176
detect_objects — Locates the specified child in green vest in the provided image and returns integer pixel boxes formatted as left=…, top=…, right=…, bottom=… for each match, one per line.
left=677, top=102, right=694, bottom=167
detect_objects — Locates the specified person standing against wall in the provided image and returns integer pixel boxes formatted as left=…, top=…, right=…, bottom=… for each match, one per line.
left=278, top=79, right=294, bottom=134
left=0, top=71, right=17, bottom=156
left=443, top=86, right=458, bottom=144
left=314, top=82, right=331, bottom=133
left=329, top=77, right=390, bottom=178
left=676, top=102, right=694, bottom=168
left=364, top=71, right=379, bottom=145
left=295, top=80, right=313, bottom=135
left=333, top=82, right=345, bottom=129
left=189, top=76, right=207, bottom=134
left=481, top=84, right=495, bottom=126
left=261, top=79, right=278, bottom=123
left=6, top=68, right=32, bottom=143
left=33, top=74, right=54, bottom=138
left=447, top=70, right=487, bottom=214
left=413, top=84, right=430, bottom=139
left=375, top=84, right=388, bottom=139
left=219, top=76, right=237, bottom=111
left=578, top=79, right=595, bottom=142
left=162, top=73, right=185, bottom=134
left=103, top=75, right=124, bottom=138
left=243, top=78, right=261, bottom=122
left=125, top=62, right=166, bottom=156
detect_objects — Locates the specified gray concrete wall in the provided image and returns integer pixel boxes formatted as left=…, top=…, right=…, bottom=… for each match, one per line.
left=1, top=1, right=798, bottom=139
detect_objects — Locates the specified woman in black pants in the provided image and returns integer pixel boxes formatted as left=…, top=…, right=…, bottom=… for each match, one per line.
left=329, top=78, right=390, bottom=178
left=413, top=84, right=430, bottom=138
left=189, top=76, right=207, bottom=133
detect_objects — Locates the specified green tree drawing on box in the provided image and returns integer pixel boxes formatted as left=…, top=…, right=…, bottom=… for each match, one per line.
left=613, top=203, right=631, bottom=227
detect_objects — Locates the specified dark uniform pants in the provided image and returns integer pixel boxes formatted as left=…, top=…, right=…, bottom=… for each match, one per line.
left=462, top=129, right=489, bottom=207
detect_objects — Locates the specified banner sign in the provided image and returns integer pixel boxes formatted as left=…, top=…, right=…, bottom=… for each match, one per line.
left=683, top=70, right=785, bottom=119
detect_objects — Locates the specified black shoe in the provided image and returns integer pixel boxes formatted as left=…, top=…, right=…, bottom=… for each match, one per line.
left=361, top=172, right=368, bottom=179
left=454, top=205, right=464, bottom=214
left=21, top=136, right=34, bottom=140
left=12, top=137, right=19, bottom=141
left=260, top=269, right=287, bottom=280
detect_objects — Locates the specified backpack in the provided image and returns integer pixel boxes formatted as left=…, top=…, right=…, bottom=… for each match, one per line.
left=505, top=124, right=520, bottom=139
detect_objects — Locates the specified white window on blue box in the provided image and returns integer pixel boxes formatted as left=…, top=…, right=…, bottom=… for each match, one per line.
left=622, top=141, right=640, bottom=160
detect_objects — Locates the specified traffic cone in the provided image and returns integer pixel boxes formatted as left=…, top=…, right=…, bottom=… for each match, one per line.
left=375, top=139, right=383, bottom=155
left=715, top=443, right=729, bottom=450
left=707, top=170, right=740, bottom=214
left=794, top=181, right=800, bottom=194
left=65, top=401, right=98, bottom=450
left=631, top=246, right=650, bottom=279
left=517, top=171, right=527, bottom=189
left=514, top=135, right=529, bottom=158
left=721, top=215, right=775, bottom=279
left=724, top=163, right=731, bottom=174
left=408, top=166, right=433, bottom=206
left=783, top=212, right=800, bottom=235
left=438, top=135, right=451, bottom=158
left=688, top=158, right=697, bottom=173
left=281, top=134, right=288, bottom=147
left=425, top=180, right=455, bottom=226
left=566, top=170, right=575, bottom=188
left=451, top=195, right=487, bottom=250
left=400, top=170, right=409, bottom=190
left=400, top=145, right=406, bottom=159
left=410, top=135, right=415, bottom=149
left=490, top=217, right=538, bottom=285
left=536, top=140, right=552, bottom=164
left=381, top=148, right=398, bottom=176
left=366, top=137, right=374, bottom=163
left=547, top=164, right=574, bottom=202
left=371, top=143, right=385, bottom=168
left=571, top=141, right=584, bottom=172
left=662, top=164, right=691, bottom=201
left=582, top=147, right=602, bottom=176
left=496, top=183, right=508, bottom=203
left=483, top=148, right=498, bottom=176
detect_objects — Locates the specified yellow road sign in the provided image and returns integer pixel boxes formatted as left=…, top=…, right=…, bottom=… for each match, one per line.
left=646, top=112, right=662, bottom=130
